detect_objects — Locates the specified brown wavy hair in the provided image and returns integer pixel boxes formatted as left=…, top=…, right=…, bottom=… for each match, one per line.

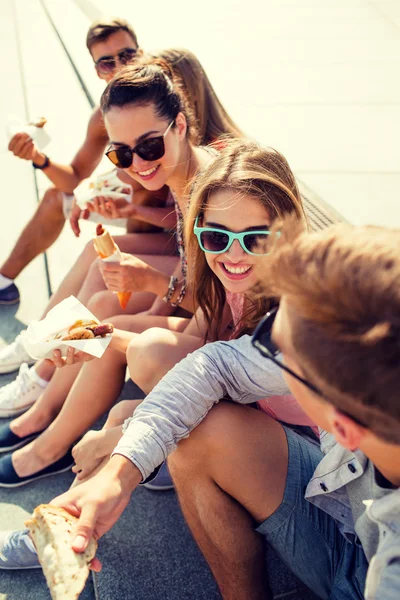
left=154, top=48, right=243, bottom=145
left=185, top=139, right=306, bottom=341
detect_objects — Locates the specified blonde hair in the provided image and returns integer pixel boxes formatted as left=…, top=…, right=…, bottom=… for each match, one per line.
left=259, top=221, right=400, bottom=443
left=154, top=48, right=243, bottom=145
left=185, top=139, right=305, bottom=341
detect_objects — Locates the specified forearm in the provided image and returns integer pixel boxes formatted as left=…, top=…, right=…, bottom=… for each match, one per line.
left=134, top=204, right=177, bottom=230
left=100, top=426, right=124, bottom=458
left=145, top=270, right=194, bottom=314
left=113, top=336, right=287, bottom=479
left=32, top=152, right=83, bottom=193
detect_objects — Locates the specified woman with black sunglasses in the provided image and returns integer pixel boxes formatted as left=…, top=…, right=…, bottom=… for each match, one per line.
left=0, top=59, right=223, bottom=488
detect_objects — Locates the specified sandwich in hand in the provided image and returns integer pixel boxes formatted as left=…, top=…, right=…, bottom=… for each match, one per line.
left=52, top=318, right=113, bottom=341
left=93, top=224, right=131, bottom=309
left=25, top=504, right=97, bottom=600
left=29, top=116, right=47, bottom=128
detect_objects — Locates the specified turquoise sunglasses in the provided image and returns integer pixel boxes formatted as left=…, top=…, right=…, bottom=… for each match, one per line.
left=194, top=216, right=275, bottom=256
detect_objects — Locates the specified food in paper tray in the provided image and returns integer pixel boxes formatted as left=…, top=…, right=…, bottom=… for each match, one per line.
left=93, top=223, right=131, bottom=310
left=29, top=116, right=47, bottom=128
left=51, top=318, right=114, bottom=342
left=25, top=504, right=97, bottom=600
left=89, top=178, right=130, bottom=195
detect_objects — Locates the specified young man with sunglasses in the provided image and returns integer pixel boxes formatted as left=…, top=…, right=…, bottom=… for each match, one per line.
left=2, top=223, right=399, bottom=600
left=1, top=18, right=150, bottom=307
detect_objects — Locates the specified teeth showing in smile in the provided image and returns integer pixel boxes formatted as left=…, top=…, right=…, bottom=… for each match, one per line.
left=138, top=166, right=158, bottom=176
left=223, top=264, right=252, bottom=275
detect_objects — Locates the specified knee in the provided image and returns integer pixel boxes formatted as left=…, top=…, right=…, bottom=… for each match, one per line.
left=39, top=188, right=64, bottom=218
left=126, top=328, right=169, bottom=392
left=168, top=402, right=236, bottom=476
left=80, top=240, right=97, bottom=266
left=107, top=399, right=139, bottom=426
left=87, top=290, right=116, bottom=320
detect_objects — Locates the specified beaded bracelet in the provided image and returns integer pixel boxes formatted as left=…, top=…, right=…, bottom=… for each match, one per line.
left=163, top=276, right=178, bottom=303
left=170, top=282, right=187, bottom=307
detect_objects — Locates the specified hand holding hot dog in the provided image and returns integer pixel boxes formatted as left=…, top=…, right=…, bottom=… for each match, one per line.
left=100, top=252, right=156, bottom=294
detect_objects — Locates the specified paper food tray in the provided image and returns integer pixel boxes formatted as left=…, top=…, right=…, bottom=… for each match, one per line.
left=5, top=114, right=50, bottom=150
left=74, top=169, right=132, bottom=208
left=22, top=296, right=112, bottom=360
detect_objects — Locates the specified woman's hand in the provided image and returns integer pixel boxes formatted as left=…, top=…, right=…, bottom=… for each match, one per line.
left=51, top=456, right=142, bottom=560
left=72, top=430, right=107, bottom=481
left=69, top=198, right=90, bottom=237
left=48, top=347, right=95, bottom=368
left=86, top=196, right=136, bottom=220
left=100, top=252, right=155, bottom=294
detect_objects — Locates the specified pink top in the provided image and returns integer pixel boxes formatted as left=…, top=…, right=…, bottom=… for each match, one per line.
left=225, top=290, right=318, bottom=435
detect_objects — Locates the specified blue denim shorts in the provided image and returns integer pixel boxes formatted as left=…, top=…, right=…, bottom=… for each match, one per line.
left=256, top=426, right=368, bottom=600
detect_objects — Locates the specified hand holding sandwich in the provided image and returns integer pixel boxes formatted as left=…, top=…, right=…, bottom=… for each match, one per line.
left=51, top=455, right=142, bottom=561
left=86, top=195, right=136, bottom=220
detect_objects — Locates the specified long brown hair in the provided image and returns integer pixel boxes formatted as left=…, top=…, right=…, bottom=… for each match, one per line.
left=154, top=48, right=243, bottom=146
left=185, top=139, right=306, bottom=341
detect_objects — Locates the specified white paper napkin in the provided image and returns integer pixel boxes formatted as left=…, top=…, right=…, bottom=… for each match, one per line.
left=5, top=114, right=51, bottom=150
left=22, top=296, right=112, bottom=360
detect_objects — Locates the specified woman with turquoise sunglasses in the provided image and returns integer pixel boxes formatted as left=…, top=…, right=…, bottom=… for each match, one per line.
left=66, top=140, right=317, bottom=489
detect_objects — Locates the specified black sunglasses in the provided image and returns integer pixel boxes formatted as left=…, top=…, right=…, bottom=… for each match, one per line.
left=106, top=121, right=174, bottom=168
left=252, top=308, right=323, bottom=396
left=252, top=308, right=368, bottom=428
left=95, top=48, right=137, bottom=74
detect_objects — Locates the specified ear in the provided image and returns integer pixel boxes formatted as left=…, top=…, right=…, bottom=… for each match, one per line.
left=329, top=409, right=366, bottom=451
left=175, top=112, right=187, bottom=141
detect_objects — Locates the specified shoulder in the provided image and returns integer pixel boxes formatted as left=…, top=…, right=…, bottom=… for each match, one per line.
left=86, top=106, right=108, bottom=142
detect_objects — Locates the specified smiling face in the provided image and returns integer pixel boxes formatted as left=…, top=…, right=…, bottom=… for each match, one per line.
left=90, top=31, right=139, bottom=83
left=104, top=103, right=186, bottom=190
left=202, top=190, right=271, bottom=294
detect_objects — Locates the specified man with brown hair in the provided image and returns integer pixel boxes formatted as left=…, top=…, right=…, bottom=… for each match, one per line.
left=2, top=223, right=399, bottom=599
left=1, top=18, right=148, bottom=306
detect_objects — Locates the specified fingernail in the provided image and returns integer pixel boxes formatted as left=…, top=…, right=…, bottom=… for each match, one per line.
left=73, top=535, right=87, bottom=551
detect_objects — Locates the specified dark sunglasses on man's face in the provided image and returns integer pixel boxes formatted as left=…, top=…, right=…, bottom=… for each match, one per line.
left=105, top=121, right=174, bottom=168
left=252, top=307, right=323, bottom=396
left=252, top=308, right=368, bottom=429
left=95, top=48, right=137, bottom=75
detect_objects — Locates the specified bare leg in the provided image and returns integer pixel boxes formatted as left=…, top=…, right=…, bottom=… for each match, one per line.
left=44, top=232, right=176, bottom=316
left=168, top=403, right=289, bottom=600
left=127, top=327, right=203, bottom=394
left=10, top=313, right=189, bottom=477
left=1, top=188, right=65, bottom=279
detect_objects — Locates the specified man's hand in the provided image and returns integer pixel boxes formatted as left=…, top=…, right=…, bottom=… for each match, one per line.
left=8, top=132, right=37, bottom=161
left=51, top=456, right=142, bottom=557
left=69, top=198, right=90, bottom=238
left=100, top=252, right=154, bottom=293
left=86, top=196, right=136, bottom=220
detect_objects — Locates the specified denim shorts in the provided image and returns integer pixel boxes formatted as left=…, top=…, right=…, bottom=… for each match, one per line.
left=256, top=426, right=368, bottom=600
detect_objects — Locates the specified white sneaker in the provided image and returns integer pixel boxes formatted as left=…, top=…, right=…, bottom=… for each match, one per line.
left=0, top=364, right=43, bottom=418
left=0, top=333, right=35, bottom=375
